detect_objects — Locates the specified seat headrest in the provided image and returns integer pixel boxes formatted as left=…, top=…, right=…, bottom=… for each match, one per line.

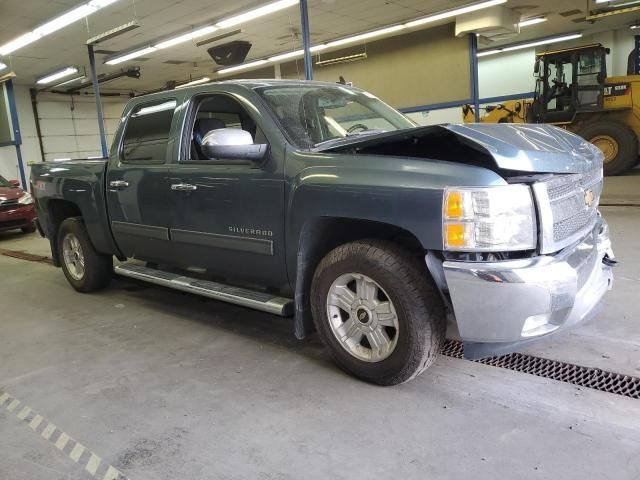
left=194, top=118, right=226, bottom=143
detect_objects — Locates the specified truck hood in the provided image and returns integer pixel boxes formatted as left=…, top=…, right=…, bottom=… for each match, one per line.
left=315, top=123, right=603, bottom=174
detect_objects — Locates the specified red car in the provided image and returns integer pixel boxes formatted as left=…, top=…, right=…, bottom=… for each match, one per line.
left=0, top=175, right=36, bottom=233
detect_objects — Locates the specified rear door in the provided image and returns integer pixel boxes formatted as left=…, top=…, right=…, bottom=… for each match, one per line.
left=106, top=98, right=178, bottom=262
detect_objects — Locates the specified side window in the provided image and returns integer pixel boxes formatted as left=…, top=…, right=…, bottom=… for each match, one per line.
left=122, top=99, right=176, bottom=163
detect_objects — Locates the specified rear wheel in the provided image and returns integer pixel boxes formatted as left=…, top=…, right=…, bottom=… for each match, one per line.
left=579, top=121, right=638, bottom=176
left=58, top=218, right=112, bottom=292
left=21, top=224, right=36, bottom=234
left=311, top=240, right=445, bottom=385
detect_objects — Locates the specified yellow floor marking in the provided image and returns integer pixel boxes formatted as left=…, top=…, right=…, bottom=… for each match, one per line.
left=0, top=391, right=127, bottom=479
left=69, top=443, right=85, bottom=463
left=86, top=453, right=102, bottom=475
left=55, top=432, right=70, bottom=450
left=41, top=422, right=56, bottom=440
left=103, top=465, right=120, bottom=480
left=17, top=406, right=31, bottom=420
left=7, top=399, right=20, bottom=411
left=29, top=414, right=43, bottom=430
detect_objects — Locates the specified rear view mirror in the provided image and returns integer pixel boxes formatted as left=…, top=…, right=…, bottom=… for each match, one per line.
left=201, top=128, right=268, bottom=163
left=8, top=180, right=20, bottom=188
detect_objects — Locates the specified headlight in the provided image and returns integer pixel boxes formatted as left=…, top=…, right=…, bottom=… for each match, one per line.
left=18, top=192, right=33, bottom=205
left=443, top=185, right=536, bottom=251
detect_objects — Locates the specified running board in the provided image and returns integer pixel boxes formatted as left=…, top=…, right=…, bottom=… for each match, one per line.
left=114, top=263, right=294, bottom=317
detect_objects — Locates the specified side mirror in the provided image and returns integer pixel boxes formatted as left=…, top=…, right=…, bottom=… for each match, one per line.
left=201, top=128, right=268, bottom=163
left=534, top=58, right=540, bottom=75
left=8, top=180, right=20, bottom=188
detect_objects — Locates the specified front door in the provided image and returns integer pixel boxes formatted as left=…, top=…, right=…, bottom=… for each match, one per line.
left=168, top=93, right=288, bottom=288
left=106, top=98, right=178, bottom=263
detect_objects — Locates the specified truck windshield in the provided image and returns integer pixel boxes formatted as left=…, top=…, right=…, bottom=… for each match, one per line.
left=254, top=84, right=415, bottom=148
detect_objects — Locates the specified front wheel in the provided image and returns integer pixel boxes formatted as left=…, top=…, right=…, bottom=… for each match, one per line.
left=311, top=240, right=445, bottom=385
left=58, top=218, right=112, bottom=293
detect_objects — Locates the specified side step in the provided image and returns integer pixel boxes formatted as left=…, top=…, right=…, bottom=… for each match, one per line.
left=114, top=263, right=294, bottom=317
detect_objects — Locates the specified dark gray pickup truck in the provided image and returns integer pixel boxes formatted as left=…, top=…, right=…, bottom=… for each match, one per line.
left=31, top=80, right=615, bottom=385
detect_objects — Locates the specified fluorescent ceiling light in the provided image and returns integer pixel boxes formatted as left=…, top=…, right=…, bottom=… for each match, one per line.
left=327, top=25, right=406, bottom=47
left=631, top=24, right=640, bottom=29
left=176, top=77, right=211, bottom=88
left=0, top=0, right=122, bottom=55
left=268, top=44, right=327, bottom=62
left=477, top=33, right=583, bottom=57
left=0, top=63, right=6, bottom=71
left=216, top=0, right=299, bottom=28
left=34, top=5, right=95, bottom=36
left=405, top=0, right=507, bottom=28
left=155, top=25, right=218, bottom=49
left=518, top=17, right=547, bottom=27
left=53, top=75, right=86, bottom=87
left=105, top=46, right=157, bottom=65
left=37, top=67, right=79, bottom=84
left=218, top=60, right=268, bottom=74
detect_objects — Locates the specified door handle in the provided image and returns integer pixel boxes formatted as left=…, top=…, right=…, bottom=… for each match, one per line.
left=171, top=183, right=198, bottom=192
left=109, top=180, right=129, bottom=190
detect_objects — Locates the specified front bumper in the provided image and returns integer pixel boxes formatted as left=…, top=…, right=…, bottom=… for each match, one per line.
left=440, top=218, right=614, bottom=358
left=0, top=204, right=36, bottom=231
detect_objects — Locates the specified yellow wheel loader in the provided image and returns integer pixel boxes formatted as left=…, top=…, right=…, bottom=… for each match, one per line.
left=463, top=44, right=640, bottom=175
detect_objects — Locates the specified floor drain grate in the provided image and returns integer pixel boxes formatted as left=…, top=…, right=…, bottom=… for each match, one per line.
left=441, top=340, right=640, bottom=400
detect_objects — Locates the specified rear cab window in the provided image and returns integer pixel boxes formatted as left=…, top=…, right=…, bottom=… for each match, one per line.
left=121, top=99, right=177, bottom=164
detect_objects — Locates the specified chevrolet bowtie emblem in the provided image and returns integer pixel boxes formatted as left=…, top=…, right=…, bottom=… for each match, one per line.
left=584, top=189, right=594, bottom=208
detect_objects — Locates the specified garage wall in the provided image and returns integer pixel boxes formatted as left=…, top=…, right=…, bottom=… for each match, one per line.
left=0, top=85, right=43, bottom=183
left=478, top=49, right=536, bottom=98
left=35, top=92, right=128, bottom=161
left=281, top=24, right=471, bottom=110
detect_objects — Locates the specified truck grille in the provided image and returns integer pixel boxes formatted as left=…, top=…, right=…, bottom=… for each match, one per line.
left=532, top=168, right=603, bottom=254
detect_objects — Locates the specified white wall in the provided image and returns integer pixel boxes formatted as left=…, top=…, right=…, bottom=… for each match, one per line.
left=0, top=85, right=43, bottom=183
left=478, top=48, right=536, bottom=98
left=36, top=93, right=127, bottom=161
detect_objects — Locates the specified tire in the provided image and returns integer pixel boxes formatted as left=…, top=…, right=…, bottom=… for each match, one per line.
left=57, top=218, right=112, bottom=293
left=310, top=240, right=445, bottom=386
left=578, top=121, right=638, bottom=176
left=21, top=224, right=36, bottom=234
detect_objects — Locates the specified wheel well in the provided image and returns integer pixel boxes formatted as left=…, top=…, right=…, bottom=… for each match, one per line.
left=293, top=217, right=425, bottom=339
left=46, top=200, right=82, bottom=266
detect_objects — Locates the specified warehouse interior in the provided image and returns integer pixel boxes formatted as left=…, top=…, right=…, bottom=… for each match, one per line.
left=0, top=1, right=638, bottom=479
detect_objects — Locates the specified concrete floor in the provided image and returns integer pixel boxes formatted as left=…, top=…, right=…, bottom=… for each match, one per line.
left=0, top=206, right=639, bottom=480
left=602, top=168, right=640, bottom=206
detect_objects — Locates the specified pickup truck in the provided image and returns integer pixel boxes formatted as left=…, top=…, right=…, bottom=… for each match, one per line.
left=31, top=80, right=615, bottom=385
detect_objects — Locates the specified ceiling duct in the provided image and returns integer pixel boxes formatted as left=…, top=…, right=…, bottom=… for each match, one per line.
left=455, top=5, right=520, bottom=41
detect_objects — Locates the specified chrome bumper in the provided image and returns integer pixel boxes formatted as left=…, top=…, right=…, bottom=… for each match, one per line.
left=440, top=218, right=614, bottom=355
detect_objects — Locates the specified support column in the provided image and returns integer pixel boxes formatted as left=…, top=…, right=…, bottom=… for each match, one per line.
left=5, top=80, right=27, bottom=188
left=469, top=34, right=480, bottom=123
left=88, top=43, right=108, bottom=158
left=300, top=0, right=313, bottom=80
